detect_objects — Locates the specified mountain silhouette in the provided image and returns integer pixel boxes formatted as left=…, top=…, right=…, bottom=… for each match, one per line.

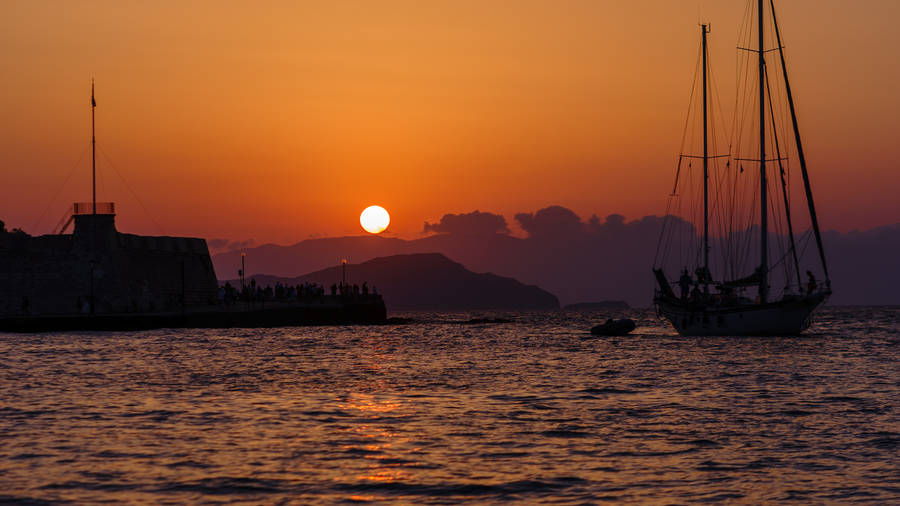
left=213, top=209, right=900, bottom=307
left=230, top=253, right=559, bottom=311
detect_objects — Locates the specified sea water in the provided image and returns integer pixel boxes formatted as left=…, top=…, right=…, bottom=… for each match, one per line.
left=1, top=307, right=898, bottom=503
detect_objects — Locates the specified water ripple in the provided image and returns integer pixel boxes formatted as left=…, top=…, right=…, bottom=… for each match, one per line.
left=0, top=306, right=897, bottom=503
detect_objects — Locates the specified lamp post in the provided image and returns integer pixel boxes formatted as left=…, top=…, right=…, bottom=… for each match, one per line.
left=341, top=259, right=347, bottom=288
left=240, top=252, right=246, bottom=290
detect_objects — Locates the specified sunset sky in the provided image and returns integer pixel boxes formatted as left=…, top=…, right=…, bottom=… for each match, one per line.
left=2, top=0, right=898, bottom=244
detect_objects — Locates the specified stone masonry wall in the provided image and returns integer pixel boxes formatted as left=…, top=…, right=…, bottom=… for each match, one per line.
left=0, top=220, right=218, bottom=317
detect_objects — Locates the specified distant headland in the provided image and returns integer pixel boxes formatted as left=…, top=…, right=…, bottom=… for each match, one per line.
left=224, top=253, right=559, bottom=311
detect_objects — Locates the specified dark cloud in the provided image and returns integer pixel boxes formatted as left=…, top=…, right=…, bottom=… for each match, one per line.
left=424, top=210, right=510, bottom=235
left=514, top=205, right=584, bottom=237
left=587, top=213, right=627, bottom=232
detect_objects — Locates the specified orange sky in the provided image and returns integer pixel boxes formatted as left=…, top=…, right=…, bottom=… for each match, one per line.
left=2, top=0, right=899, bottom=244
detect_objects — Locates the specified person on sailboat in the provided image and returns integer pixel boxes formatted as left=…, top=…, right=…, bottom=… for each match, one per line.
left=679, top=269, right=692, bottom=300
left=690, top=284, right=702, bottom=303
left=806, top=271, right=817, bottom=295
left=694, top=266, right=712, bottom=286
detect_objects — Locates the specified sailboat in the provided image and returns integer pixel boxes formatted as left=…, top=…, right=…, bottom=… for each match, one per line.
left=652, top=0, right=831, bottom=336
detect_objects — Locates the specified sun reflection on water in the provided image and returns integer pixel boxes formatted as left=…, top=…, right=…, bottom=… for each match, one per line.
left=335, top=393, right=418, bottom=491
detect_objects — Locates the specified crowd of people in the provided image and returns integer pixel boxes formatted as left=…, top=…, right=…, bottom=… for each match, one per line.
left=676, top=266, right=822, bottom=305
left=217, top=279, right=378, bottom=306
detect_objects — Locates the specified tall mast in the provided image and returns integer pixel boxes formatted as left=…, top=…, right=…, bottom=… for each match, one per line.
left=757, top=0, right=768, bottom=302
left=91, top=80, right=97, bottom=215
left=769, top=0, right=830, bottom=286
left=702, top=24, right=710, bottom=277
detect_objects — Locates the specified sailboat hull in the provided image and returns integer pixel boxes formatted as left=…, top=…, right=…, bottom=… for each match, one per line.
left=655, top=292, right=828, bottom=336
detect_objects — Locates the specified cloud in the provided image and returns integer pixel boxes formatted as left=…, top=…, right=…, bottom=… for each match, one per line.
left=228, top=239, right=256, bottom=251
left=208, top=238, right=256, bottom=252
left=207, top=238, right=229, bottom=250
left=514, top=205, right=584, bottom=237
left=424, top=210, right=510, bottom=235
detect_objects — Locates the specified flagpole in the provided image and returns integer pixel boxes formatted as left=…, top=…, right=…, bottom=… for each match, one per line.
left=91, top=80, right=96, bottom=215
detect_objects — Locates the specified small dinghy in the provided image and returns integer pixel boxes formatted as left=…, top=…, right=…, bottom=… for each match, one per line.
left=590, top=318, right=636, bottom=336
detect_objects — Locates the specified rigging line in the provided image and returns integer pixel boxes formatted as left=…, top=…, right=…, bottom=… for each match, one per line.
left=659, top=164, right=688, bottom=267
left=30, top=143, right=91, bottom=234
left=741, top=165, right=760, bottom=273
left=713, top=163, right=731, bottom=267
left=733, top=0, right=755, bottom=157
left=654, top=200, right=675, bottom=267
left=735, top=88, right=761, bottom=272
left=660, top=209, right=679, bottom=271
left=96, top=144, right=166, bottom=236
left=708, top=103, right=730, bottom=247
left=672, top=43, right=704, bottom=195
left=681, top=168, right=693, bottom=268
left=770, top=233, right=800, bottom=286
left=734, top=56, right=756, bottom=175
left=658, top=197, right=682, bottom=268
left=735, top=181, right=749, bottom=276
left=765, top=62, right=803, bottom=288
left=97, top=152, right=107, bottom=203
left=767, top=177, right=786, bottom=279
left=770, top=0, right=829, bottom=282
left=797, top=229, right=813, bottom=263
left=671, top=201, right=685, bottom=269
left=709, top=51, right=732, bottom=157
left=733, top=53, right=745, bottom=155
left=769, top=247, right=794, bottom=291
left=725, top=166, right=739, bottom=274
left=726, top=136, right=741, bottom=274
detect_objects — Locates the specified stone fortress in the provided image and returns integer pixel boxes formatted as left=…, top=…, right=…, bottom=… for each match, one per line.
left=0, top=203, right=218, bottom=317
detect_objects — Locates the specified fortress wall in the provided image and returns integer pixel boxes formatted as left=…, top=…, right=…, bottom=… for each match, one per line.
left=0, top=235, right=84, bottom=315
left=118, top=234, right=210, bottom=255
left=117, top=236, right=219, bottom=311
left=0, top=231, right=219, bottom=317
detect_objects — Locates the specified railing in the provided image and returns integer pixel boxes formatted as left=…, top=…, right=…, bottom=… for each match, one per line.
left=53, top=202, right=117, bottom=234
left=73, top=202, right=115, bottom=215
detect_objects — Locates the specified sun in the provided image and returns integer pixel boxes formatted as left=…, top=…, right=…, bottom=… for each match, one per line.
left=360, top=205, right=390, bottom=234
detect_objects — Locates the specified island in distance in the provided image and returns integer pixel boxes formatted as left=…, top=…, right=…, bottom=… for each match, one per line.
left=226, top=253, right=559, bottom=311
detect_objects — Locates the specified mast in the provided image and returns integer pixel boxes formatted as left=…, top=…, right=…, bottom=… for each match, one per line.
left=702, top=24, right=710, bottom=278
left=770, top=0, right=830, bottom=286
left=757, top=0, right=768, bottom=302
left=91, top=80, right=97, bottom=215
